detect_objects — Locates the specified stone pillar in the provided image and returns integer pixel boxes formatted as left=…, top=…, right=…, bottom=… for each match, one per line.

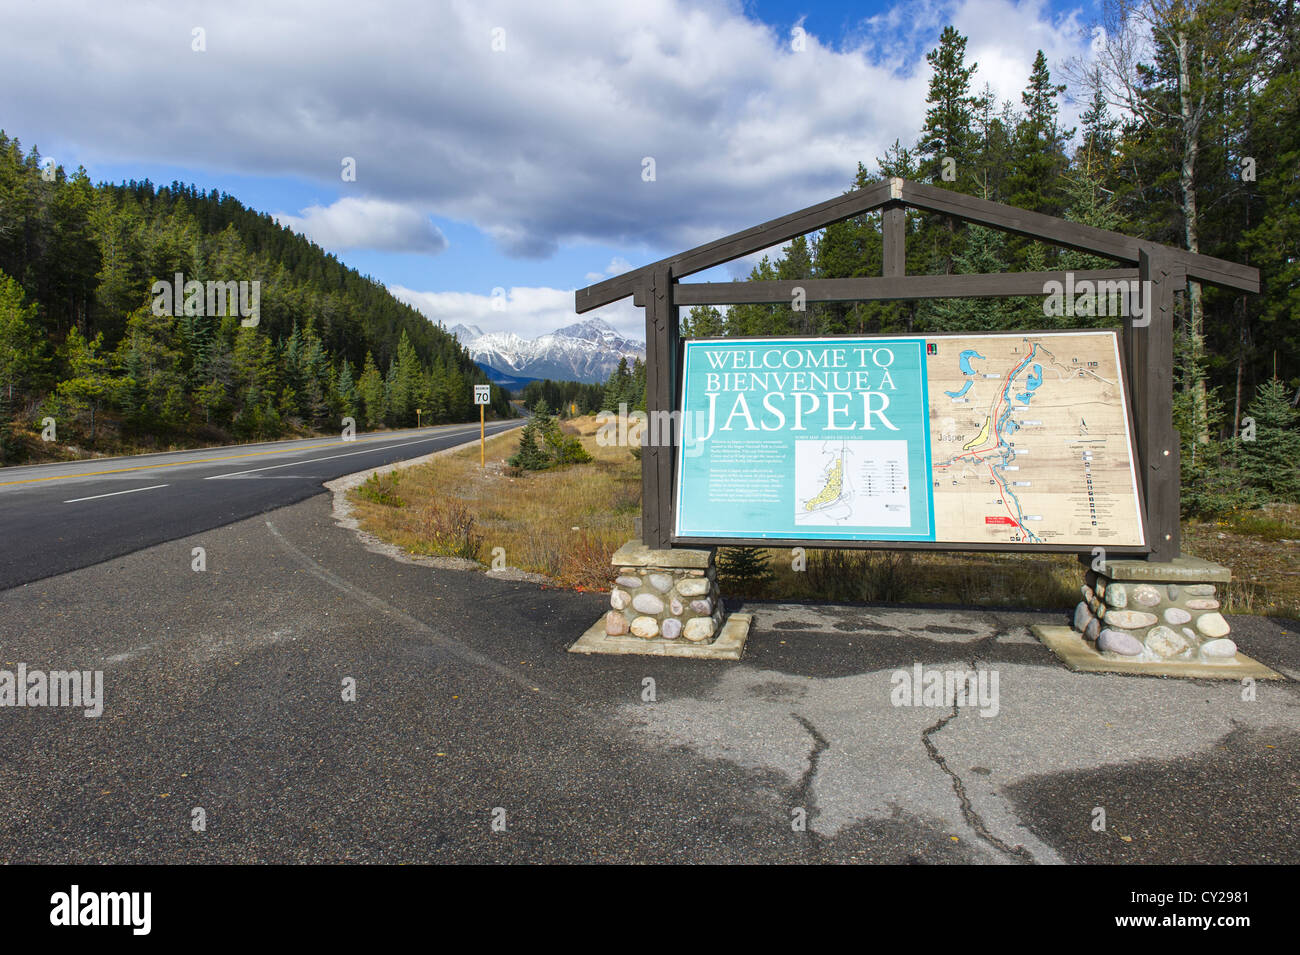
left=604, top=540, right=723, bottom=643
left=1074, top=556, right=1237, bottom=663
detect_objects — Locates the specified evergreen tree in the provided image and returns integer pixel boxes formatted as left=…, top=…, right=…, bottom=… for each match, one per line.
left=917, top=26, right=979, bottom=188
left=56, top=327, right=113, bottom=441
left=358, top=351, right=385, bottom=428
left=682, top=305, right=725, bottom=337
left=1241, top=378, right=1300, bottom=501
left=0, top=272, right=40, bottom=460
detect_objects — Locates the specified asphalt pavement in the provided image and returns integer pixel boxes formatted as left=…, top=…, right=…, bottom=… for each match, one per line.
left=0, top=421, right=521, bottom=590
left=0, top=424, right=1296, bottom=863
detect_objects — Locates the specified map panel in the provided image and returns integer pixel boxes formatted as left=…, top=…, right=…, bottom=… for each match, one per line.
left=925, top=331, right=1144, bottom=547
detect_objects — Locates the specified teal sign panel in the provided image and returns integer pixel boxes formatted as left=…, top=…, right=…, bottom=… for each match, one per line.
left=674, top=337, right=934, bottom=541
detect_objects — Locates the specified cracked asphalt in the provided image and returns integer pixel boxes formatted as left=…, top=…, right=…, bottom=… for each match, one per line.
left=0, top=467, right=1297, bottom=863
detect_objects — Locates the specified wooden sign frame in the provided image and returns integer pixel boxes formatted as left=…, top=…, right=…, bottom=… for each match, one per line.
left=575, top=179, right=1258, bottom=562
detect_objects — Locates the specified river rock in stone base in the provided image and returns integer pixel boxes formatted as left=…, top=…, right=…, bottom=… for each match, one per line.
left=683, top=617, right=716, bottom=642
left=647, top=573, right=674, bottom=593
left=630, top=616, right=659, bottom=639
left=1103, top=583, right=1128, bottom=609
left=1084, top=618, right=1100, bottom=641
left=1186, top=598, right=1220, bottom=610
left=1144, top=625, right=1189, bottom=658
left=1166, top=584, right=1180, bottom=601
left=605, top=611, right=629, bottom=636
left=1103, top=609, right=1158, bottom=630
left=1163, top=606, right=1192, bottom=625
left=691, top=598, right=713, bottom=616
left=1074, top=602, right=1094, bottom=632
left=615, top=576, right=641, bottom=590
left=1098, top=628, right=1143, bottom=656
left=610, top=588, right=630, bottom=610
left=669, top=597, right=684, bottom=616
left=1186, top=584, right=1216, bottom=597
left=1195, top=612, right=1230, bottom=638
left=660, top=617, right=682, bottom=640
left=677, top=579, right=710, bottom=598
left=1132, top=584, right=1163, bottom=608
left=1199, top=638, right=1237, bottom=659
left=632, top=592, right=665, bottom=615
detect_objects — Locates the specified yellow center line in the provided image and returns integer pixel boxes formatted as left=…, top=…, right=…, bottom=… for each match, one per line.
left=0, top=428, right=455, bottom=487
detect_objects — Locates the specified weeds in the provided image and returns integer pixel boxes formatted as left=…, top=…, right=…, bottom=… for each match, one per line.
left=356, top=471, right=404, bottom=507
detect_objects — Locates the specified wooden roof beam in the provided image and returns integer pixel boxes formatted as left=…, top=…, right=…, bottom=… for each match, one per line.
left=575, top=180, right=894, bottom=312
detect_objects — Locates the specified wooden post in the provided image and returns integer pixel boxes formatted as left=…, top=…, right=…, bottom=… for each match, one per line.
left=480, top=403, right=485, bottom=468
left=882, top=205, right=905, bottom=277
left=641, top=265, right=677, bottom=549
left=1128, top=247, right=1183, bottom=561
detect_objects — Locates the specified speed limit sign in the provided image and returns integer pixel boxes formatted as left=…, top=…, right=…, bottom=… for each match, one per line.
left=474, top=385, right=490, bottom=405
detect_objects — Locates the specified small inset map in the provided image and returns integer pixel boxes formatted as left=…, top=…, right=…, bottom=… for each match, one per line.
left=794, top=439, right=911, bottom=528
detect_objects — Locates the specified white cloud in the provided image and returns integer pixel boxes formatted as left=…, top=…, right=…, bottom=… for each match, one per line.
left=0, top=0, right=1098, bottom=265
left=390, top=284, right=644, bottom=340
left=584, top=256, right=634, bottom=282
left=274, top=197, right=447, bottom=254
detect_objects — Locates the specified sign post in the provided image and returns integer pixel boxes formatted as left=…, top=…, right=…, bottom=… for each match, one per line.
left=474, top=384, right=490, bottom=467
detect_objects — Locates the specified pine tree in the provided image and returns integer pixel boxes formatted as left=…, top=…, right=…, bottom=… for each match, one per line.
left=682, top=305, right=725, bottom=337
left=1241, top=378, right=1300, bottom=501
left=56, top=327, right=113, bottom=442
left=1005, top=50, right=1072, bottom=253
left=917, top=26, right=978, bottom=188
left=716, top=547, right=774, bottom=597
left=0, top=272, right=40, bottom=461
left=358, top=351, right=385, bottom=428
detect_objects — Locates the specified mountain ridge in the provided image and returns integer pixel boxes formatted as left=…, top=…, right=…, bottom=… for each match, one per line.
left=450, top=317, right=644, bottom=385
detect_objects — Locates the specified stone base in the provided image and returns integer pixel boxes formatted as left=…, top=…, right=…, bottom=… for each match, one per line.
left=1033, top=625, right=1281, bottom=680
left=600, top=539, right=726, bottom=643
left=572, top=539, right=752, bottom=657
left=1071, top=555, right=1240, bottom=666
left=570, top=613, right=753, bottom=660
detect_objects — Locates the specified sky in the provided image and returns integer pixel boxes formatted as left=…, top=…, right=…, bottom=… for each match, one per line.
left=0, top=0, right=1106, bottom=342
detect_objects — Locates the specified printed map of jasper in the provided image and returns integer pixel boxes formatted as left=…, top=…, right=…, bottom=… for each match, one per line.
left=926, top=331, right=1144, bottom=546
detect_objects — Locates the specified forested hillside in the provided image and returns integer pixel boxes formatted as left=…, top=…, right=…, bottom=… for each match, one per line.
left=684, top=2, right=1299, bottom=513
left=0, top=134, right=511, bottom=462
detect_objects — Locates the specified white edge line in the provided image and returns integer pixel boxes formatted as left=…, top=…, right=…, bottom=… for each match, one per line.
left=202, top=426, right=493, bottom=480
left=64, top=484, right=169, bottom=504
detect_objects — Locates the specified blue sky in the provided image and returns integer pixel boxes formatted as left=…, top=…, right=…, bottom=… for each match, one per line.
left=2, top=0, right=1104, bottom=340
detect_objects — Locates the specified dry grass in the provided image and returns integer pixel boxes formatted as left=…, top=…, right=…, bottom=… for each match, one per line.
left=348, top=415, right=639, bottom=588
left=1183, top=504, right=1300, bottom=618
left=350, top=417, right=1300, bottom=617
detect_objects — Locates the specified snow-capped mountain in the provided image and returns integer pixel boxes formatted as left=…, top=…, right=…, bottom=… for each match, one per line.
left=450, top=318, right=644, bottom=385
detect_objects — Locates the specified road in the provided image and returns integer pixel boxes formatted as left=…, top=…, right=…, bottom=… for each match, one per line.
left=0, top=419, right=1296, bottom=864
left=0, top=420, right=521, bottom=591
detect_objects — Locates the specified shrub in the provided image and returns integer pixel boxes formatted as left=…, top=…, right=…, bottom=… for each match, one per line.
left=717, top=547, right=775, bottom=597
left=805, top=548, right=913, bottom=603
left=356, top=470, right=405, bottom=507
left=416, top=499, right=483, bottom=560
left=508, top=408, right=592, bottom=471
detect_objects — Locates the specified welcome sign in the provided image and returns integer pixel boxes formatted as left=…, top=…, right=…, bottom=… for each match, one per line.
left=674, top=331, right=1145, bottom=549
left=674, top=336, right=935, bottom=541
